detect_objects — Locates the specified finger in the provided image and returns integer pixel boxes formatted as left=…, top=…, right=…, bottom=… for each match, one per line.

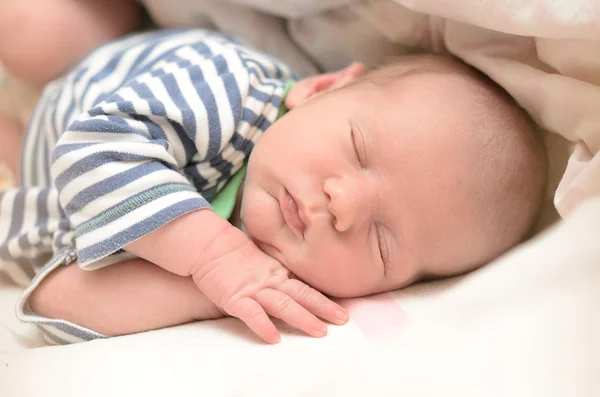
left=227, top=297, right=281, bottom=344
left=256, top=288, right=327, bottom=338
left=278, top=279, right=349, bottom=325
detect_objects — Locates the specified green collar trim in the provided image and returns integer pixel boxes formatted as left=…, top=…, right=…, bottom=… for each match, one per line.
left=210, top=81, right=294, bottom=220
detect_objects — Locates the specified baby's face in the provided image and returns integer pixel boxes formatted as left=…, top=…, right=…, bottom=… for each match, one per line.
left=242, top=72, right=485, bottom=297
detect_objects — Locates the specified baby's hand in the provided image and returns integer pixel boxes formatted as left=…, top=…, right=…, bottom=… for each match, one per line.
left=191, top=229, right=348, bottom=344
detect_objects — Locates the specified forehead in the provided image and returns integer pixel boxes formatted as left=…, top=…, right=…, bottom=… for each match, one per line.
left=352, top=73, right=482, bottom=247
left=354, top=74, right=467, bottom=160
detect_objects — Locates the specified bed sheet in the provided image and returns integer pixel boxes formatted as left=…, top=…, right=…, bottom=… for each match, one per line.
left=2, top=196, right=599, bottom=396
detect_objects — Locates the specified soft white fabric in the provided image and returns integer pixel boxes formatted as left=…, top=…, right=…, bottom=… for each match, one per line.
left=2, top=196, right=599, bottom=395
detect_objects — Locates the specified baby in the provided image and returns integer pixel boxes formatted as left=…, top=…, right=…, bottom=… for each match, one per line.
left=0, top=29, right=545, bottom=344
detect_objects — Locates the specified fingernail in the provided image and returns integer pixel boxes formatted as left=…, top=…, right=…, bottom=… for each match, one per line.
left=335, top=309, right=349, bottom=323
left=315, top=322, right=327, bottom=336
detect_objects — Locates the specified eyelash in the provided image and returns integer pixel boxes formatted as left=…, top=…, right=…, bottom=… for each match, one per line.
left=374, top=223, right=387, bottom=267
left=350, top=128, right=364, bottom=168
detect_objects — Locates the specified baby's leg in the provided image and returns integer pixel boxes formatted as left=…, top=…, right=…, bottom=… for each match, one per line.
left=0, top=111, right=23, bottom=185
left=29, top=258, right=225, bottom=337
left=0, top=0, right=143, bottom=86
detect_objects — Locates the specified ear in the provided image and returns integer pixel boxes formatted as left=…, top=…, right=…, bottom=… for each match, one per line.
left=285, top=62, right=366, bottom=109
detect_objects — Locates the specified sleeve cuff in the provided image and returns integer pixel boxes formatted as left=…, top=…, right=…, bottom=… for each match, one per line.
left=74, top=183, right=210, bottom=267
left=16, top=251, right=108, bottom=345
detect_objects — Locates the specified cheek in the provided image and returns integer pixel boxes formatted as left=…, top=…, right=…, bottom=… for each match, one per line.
left=287, top=237, right=380, bottom=298
left=241, top=185, right=278, bottom=242
left=255, top=127, right=298, bottom=162
left=256, top=122, right=336, bottom=175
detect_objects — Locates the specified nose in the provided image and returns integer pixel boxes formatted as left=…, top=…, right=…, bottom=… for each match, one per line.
left=323, top=175, right=372, bottom=233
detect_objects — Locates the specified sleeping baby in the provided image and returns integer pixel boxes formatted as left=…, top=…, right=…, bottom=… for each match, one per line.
left=0, top=29, right=546, bottom=344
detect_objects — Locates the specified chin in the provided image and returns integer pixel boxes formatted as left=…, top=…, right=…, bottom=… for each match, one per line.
left=256, top=240, right=289, bottom=266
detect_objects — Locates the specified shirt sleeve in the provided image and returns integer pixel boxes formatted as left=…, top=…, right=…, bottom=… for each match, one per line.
left=50, top=51, right=258, bottom=267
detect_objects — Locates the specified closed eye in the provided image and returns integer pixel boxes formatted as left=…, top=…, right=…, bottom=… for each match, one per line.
left=374, top=223, right=388, bottom=275
left=350, top=127, right=365, bottom=169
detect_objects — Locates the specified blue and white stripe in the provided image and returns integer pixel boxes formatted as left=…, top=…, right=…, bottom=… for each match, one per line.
left=0, top=29, right=295, bottom=344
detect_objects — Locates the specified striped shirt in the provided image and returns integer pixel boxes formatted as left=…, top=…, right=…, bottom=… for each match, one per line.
left=0, top=29, right=295, bottom=344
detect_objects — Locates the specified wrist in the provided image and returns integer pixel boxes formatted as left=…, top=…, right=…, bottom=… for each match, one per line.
left=189, top=214, right=251, bottom=275
left=125, top=209, right=244, bottom=277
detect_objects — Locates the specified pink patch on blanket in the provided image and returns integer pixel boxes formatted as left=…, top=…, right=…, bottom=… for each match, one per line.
left=339, top=293, right=409, bottom=340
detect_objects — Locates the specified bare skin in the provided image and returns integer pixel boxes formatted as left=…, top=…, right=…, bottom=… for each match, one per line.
left=29, top=209, right=348, bottom=343
left=29, top=258, right=225, bottom=337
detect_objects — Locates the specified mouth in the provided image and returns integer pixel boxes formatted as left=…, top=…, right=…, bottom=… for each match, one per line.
left=280, top=189, right=306, bottom=239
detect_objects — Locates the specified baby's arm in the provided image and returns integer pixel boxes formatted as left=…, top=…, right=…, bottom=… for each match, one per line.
left=30, top=256, right=224, bottom=337
left=125, top=209, right=349, bottom=344
left=31, top=209, right=347, bottom=341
